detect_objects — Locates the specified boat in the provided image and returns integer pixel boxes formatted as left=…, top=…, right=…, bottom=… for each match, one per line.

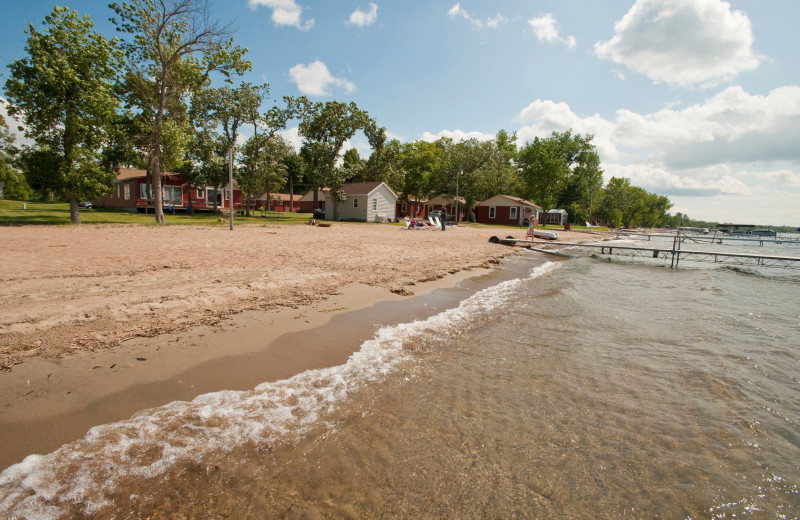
left=533, top=229, right=559, bottom=240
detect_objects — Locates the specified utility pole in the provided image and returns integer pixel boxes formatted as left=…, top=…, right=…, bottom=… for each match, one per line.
left=228, top=146, right=234, bottom=231
left=455, top=169, right=462, bottom=223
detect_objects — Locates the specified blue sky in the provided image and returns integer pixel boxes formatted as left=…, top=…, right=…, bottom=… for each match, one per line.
left=2, top=0, right=799, bottom=225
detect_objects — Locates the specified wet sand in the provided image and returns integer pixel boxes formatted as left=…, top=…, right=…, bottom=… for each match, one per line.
left=0, top=222, right=596, bottom=469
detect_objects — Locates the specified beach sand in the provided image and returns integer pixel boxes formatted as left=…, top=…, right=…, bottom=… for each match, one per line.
left=0, top=222, right=595, bottom=468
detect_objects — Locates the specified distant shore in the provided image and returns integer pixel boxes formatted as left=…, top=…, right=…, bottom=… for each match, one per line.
left=0, top=222, right=598, bottom=468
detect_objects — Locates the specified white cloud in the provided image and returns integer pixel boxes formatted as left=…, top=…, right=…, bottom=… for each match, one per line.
left=513, top=86, right=800, bottom=224
left=348, top=3, right=378, bottom=27
left=447, top=3, right=508, bottom=30
left=594, top=0, right=759, bottom=88
left=248, top=0, right=314, bottom=31
left=419, top=129, right=495, bottom=142
left=279, top=127, right=302, bottom=152
left=0, top=96, right=33, bottom=147
left=288, top=60, right=356, bottom=96
left=762, top=168, right=800, bottom=189
left=528, top=14, right=576, bottom=49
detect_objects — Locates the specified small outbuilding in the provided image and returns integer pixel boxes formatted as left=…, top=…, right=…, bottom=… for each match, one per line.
left=475, top=195, right=543, bottom=226
left=324, top=181, right=398, bottom=222
left=545, top=209, right=569, bottom=225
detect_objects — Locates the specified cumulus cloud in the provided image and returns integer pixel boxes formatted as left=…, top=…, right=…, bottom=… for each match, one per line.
left=528, top=14, right=576, bottom=49
left=288, top=60, right=356, bottom=96
left=447, top=3, right=508, bottom=30
left=419, top=129, right=496, bottom=143
left=0, top=97, right=32, bottom=147
left=279, top=127, right=302, bottom=152
left=249, top=0, right=314, bottom=31
left=513, top=86, right=800, bottom=219
left=594, top=0, right=760, bottom=88
left=348, top=3, right=378, bottom=27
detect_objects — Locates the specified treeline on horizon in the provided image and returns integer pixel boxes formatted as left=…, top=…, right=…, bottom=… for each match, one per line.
left=0, top=1, right=751, bottom=230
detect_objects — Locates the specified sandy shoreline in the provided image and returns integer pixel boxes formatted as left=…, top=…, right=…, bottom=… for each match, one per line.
left=0, top=222, right=595, bottom=469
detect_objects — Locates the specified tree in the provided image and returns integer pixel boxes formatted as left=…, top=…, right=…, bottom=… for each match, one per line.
left=517, top=130, right=601, bottom=219
left=399, top=139, right=443, bottom=216
left=235, top=94, right=295, bottom=215
left=339, top=148, right=366, bottom=182
left=4, top=6, right=122, bottom=223
left=110, top=0, right=250, bottom=224
left=0, top=110, right=19, bottom=199
left=437, top=132, right=518, bottom=222
left=297, top=99, right=369, bottom=220
left=363, top=118, right=386, bottom=181
left=193, top=82, right=265, bottom=226
left=281, top=149, right=305, bottom=212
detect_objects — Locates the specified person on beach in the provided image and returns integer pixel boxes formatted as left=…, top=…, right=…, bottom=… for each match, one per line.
left=440, top=212, right=446, bottom=231
left=526, top=215, right=535, bottom=239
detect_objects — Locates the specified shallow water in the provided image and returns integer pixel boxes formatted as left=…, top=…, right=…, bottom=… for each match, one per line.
left=1, top=239, right=799, bottom=519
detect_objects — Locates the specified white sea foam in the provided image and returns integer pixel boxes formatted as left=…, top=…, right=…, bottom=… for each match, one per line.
left=0, top=262, right=559, bottom=518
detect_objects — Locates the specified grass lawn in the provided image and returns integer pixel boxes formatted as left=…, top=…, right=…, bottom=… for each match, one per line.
left=0, top=199, right=313, bottom=226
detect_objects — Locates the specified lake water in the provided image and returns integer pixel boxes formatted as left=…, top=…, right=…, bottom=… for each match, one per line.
left=1, top=233, right=799, bottom=519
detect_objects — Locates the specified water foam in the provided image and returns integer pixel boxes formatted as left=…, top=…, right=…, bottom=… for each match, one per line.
left=0, top=262, right=559, bottom=518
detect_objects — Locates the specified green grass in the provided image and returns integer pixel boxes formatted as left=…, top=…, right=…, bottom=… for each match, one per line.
left=0, top=199, right=313, bottom=226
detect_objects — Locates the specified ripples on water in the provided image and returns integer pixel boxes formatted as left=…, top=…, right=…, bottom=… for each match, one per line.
left=1, top=245, right=798, bottom=519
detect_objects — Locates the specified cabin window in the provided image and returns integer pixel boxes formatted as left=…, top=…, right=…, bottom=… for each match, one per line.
left=140, top=183, right=150, bottom=200
left=401, top=202, right=407, bottom=212
left=489, top=206, right=496, bottom=219
left=428, top=205, right=434, bottom=213
left=163, top=186, right=182, bottom=202
left=116, top=185, right=121, bottom=198
left=510, top=207, right=518, bottom=220
left=124, top=184, right=131, bottom=200
left=353, top=197, right=359, bottom=208
left=206, top=188, right=222, bottom=206
left=372, top=198, right=377, bottom=211
left=196, top=189, right=204, bottom=199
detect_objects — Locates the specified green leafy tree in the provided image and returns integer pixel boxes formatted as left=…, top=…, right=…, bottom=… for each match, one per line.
left=399, top=138, right=443, bottom=215
left=517, top=130, right=601, bottom=219
left=281, top=149, right=305, bottom=212
left=110, top=0, right=250, bottom=224
left=235, top=94, right=295, bottom=215
left=363, top=118, right=387, bottom=181
left=0, top=110, right=20, bottom=199
left=193, top=82, right=265, bottom=224
left=4, top=6, right=122, bottom=223
left=339, top=148, right=366, bottom=182
left=297, top=99, right=369, bottom=220
left=438, top=132, right=518, bottom=221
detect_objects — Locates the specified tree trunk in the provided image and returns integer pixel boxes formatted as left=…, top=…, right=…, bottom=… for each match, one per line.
left=66, top=190, right=81, bottom=224
left=289, top=175, right=294, bottom=212
left=152, top=160, right=164, bottom=224
left=151, top=64, right=169, bottom=225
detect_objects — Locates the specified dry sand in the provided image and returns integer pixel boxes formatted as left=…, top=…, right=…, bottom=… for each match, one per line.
left=0, top=221, right=595, bottom=468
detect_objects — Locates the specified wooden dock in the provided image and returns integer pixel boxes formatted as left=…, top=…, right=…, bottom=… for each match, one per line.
left=493, top=236, right=800, bottom=270
left=613, top=231, right=800, bottom=247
